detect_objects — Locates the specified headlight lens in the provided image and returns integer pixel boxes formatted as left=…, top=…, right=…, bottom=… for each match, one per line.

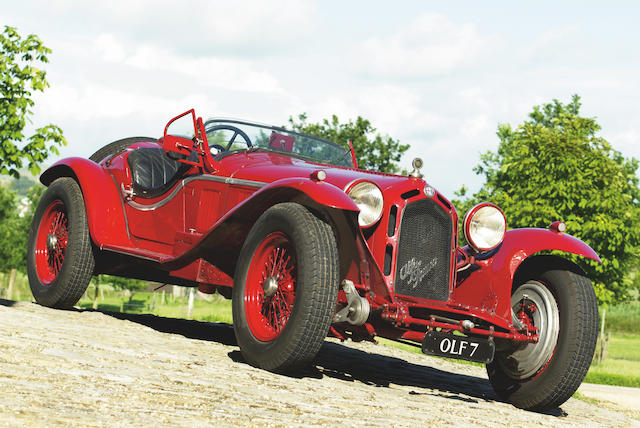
left=348, top=181, right=384, bottom=227
left=463, top=203, right=506, bottom=252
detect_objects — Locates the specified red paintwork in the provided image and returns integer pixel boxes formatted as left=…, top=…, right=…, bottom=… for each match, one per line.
left=39, top=110, right=601, bottom=349
left=452, top=228, right=600, bottom=330
left=35, top=200, right=68, bottom=284
left=348, top=141, right=358, bottom=168
left=41, top=157, right=133, bottom=249
left=244, top=231, right=296, bottom=341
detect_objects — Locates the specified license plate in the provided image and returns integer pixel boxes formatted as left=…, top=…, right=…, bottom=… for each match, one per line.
left=422, top=331, right=495, bottom=363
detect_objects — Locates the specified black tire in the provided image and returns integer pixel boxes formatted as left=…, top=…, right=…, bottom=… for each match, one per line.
left=232, top=203, right=339, bottom=372
left=89, top=136, right=157, bottom=163
left=487, top=258, right=598, bottom=411
left=27, top=178, right=95, bottom=308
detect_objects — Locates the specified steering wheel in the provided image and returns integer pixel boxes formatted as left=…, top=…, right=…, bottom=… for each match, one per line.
left=206, top=125, right=252, bottom=152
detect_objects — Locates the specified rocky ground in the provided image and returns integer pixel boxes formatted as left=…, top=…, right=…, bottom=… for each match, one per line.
left=1, top=299, right=638, bottom=427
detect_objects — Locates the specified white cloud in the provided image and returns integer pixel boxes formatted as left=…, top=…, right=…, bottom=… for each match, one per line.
left=358, top=13, right=495, bottom=78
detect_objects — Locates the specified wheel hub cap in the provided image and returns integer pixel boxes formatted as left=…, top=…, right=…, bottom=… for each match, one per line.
left=500, top=280, right=560, bottom=379
left=47, top=234, right=58, bottom=252
left=263, top=276, right=279, bottom=297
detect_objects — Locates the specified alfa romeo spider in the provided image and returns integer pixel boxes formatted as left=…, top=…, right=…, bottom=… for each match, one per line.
left=27, top=109, right=599, bottom=411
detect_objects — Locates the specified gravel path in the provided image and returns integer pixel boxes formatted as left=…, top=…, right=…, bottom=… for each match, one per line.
left=1, top=299, right=638, bottom=427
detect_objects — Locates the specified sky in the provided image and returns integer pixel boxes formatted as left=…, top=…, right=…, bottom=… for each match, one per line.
left=2, top=1, right=639, bottom=196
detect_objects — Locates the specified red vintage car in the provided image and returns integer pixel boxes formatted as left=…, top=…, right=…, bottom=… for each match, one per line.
left=27, top=109, right=599, bottom=411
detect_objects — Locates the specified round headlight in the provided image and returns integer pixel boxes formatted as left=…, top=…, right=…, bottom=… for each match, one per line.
left=347, top=181, right=384, bottom=227
left=463, top=203, right=506, bottom=252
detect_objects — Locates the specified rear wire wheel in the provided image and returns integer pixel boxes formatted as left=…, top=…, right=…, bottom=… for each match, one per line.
left=27, top=178, right=95, bottom=308
left=487, top=259, right=598, bottom=411
left=232, top=203, right=339, bottom=372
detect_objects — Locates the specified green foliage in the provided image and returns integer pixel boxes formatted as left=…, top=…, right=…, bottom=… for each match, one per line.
left=0, top=185, right=22, bottom=272
left=0, top=26, right=67, bottom=178
left=0, top=181, right=43, bottom=273
left=287, top=113, right=410, bottom=174
left=454, top=95, right=640, bottom=303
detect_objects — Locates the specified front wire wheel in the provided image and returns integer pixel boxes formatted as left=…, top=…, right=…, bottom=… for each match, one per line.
left=232, top=203, right=339, bottom=373
left=27, top=178, right=95, bottom=308
left=244, top=231, right=297, bottom=341
left=487, top=258, right=598, bottom=412
left=34, top=200, right=69, bottom=284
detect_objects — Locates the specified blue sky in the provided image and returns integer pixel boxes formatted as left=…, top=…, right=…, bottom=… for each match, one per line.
left=2, top=1, right=639, bottom=196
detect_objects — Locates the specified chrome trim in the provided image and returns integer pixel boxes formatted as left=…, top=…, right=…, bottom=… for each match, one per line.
left=126, top=175, right=267, bottom=212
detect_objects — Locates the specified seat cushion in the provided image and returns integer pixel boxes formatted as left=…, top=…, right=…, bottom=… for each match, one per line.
left=127, top=147, right=190, bottom=198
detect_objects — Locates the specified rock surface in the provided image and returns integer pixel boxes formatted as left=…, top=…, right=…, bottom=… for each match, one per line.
left=1, top=299, right=638, bottom=427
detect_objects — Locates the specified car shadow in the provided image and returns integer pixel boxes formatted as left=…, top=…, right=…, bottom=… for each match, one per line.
left=0, top=298, right=17, bottom=307
left=83, top=308, right=566, bottom=416
left=81, top=308, right=237, bottom=345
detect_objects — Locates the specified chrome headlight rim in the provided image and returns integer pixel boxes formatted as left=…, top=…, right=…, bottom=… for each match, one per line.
left=346, top=180, right=384, bottom=227
left=463, top=202, right=507, bottom=253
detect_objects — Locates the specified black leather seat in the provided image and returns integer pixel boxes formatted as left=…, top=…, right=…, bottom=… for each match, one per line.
left=127, top=147, right=191, bottom=198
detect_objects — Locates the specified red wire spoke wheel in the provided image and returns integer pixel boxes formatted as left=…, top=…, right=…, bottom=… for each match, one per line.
left=27, top=178, right=95, bottom=308
left=34, top=200, right=69, bottom=284
left=244, top=232, right=297, bottom=341
left=233, top=203, right=339, bottom=373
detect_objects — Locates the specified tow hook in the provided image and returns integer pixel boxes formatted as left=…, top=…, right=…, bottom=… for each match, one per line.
left=333, top=280, right=370, bottom=325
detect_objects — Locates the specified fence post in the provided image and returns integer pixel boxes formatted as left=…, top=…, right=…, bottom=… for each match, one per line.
left=597, top=308, right=607, bottom=364
left=93, top=284, right=99, bottom=309
left=7, top=269, right=17, bottom=301
left=187, top=288, right=195, bottom=319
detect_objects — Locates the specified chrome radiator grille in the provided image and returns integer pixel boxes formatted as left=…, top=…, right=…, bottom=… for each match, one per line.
left=394, top=199, right=453, bottom=301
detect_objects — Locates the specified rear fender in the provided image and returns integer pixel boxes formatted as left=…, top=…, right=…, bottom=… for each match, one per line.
left=452, top=228, right=600, bottom=328
left=40, top=158, right=131, bottom=248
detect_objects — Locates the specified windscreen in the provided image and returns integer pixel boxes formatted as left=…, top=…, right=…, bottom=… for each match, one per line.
left=204, top=119, right=354, bottom=168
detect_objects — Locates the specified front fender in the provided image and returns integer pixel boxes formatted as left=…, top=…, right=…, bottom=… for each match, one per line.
left=452, top=228, right=600, bottom=329
left=260, top=177, right=360, bottom=212
left=40, top=158, right=132, bottom=248
left=171, top=176, right=359, bottom=272
left=169, top=176, right=392, bottom=301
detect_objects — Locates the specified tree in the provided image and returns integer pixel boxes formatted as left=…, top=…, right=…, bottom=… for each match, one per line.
left=288, top=113, right=410, bottom=174
left=0, top=185, right=22, bottom=273
left=0, top=26, right=66, bottom=178
left=0, top=183, right=44, bottom=274
left=454, top=95, right=640, bottom=304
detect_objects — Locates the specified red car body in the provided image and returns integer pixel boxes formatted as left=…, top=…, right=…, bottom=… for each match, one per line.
left=30, top=109, right=600, bottom=412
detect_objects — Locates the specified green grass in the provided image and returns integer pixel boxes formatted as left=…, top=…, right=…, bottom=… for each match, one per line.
left=585, top=332, right=640, bottom=387
left=604, top=302, right=640, bottom=334
left=77, top=290, right=233, bottom=324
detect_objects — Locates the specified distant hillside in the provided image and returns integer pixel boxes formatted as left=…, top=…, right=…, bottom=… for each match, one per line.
left=0, top=170, right=42, bottom=197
